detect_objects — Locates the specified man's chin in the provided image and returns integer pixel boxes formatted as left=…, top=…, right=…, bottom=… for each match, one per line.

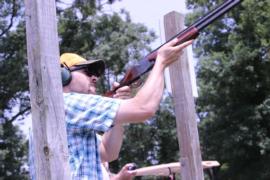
left=88, top=88, right=96, bottom=94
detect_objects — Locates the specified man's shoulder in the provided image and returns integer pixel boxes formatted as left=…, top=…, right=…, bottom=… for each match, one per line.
left=63, top=93, right=123, bottom=113
left=63, top=92, right=120, bottom=105
left=63, top=92, right=122, bottom=103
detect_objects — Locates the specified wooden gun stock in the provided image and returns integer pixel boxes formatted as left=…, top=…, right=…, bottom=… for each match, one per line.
left=105, top=0, right=243, bottom=97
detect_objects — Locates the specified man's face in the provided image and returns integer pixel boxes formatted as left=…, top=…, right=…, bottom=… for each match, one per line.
left=68, top=68, right=99, bottom=94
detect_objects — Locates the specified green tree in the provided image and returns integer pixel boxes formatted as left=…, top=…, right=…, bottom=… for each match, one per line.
left=186, top=0, right=270, bottom=179
left=0, top=0, right=29, bottom=179
left=0, top=121, right=28, bottom=179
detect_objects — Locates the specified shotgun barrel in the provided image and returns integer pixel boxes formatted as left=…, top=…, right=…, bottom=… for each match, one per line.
left=105, top=0, right=243, bottom=96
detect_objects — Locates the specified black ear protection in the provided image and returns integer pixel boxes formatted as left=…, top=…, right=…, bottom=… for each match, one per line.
left=61, top=63, right=72, bottom=86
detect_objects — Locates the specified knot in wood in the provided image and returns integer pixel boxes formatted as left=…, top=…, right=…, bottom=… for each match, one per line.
left=43, top=146, right=50, bottom=156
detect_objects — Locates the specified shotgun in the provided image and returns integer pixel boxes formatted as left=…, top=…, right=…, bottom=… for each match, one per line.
left=105, top=0, right=243, bottom=96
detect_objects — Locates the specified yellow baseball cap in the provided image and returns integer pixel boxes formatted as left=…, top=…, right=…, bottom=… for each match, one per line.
left=60, top=53, right=105, bottom=76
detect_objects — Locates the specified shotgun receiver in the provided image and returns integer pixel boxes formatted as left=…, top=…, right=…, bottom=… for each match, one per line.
left=105, top=0, right=243, bottom=96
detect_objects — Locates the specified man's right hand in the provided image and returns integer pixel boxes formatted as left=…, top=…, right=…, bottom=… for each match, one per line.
left=112, top=82, right=131, bottom=99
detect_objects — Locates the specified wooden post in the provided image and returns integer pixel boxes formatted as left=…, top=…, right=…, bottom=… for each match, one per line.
left=25, top=0, right=71, bottom=179
left=164, top=11, right=204, bottom=180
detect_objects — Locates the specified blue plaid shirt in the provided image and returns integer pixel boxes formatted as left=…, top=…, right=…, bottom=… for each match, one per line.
left=29, top=92, right=121, bottom=180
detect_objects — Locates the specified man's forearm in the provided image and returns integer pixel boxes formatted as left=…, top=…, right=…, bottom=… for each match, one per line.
left=100, top=125, right=124, bottom=162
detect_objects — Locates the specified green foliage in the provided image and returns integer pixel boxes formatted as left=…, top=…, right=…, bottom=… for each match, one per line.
left=0, top=0, right=29, bottom=179
left=186, top=0, right=270, bottom=179
left=0, top=121, right=28, bottom=179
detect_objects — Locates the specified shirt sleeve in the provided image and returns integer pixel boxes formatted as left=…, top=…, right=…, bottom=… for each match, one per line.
left=64, top=93, right=122, bottom=133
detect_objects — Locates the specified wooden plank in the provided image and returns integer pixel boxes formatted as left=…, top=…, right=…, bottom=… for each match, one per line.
left=164, top=11, right=204, bottom=180
left=133, top=161, right=220, bottom=176
left=24, top=0, right=71, bottom=179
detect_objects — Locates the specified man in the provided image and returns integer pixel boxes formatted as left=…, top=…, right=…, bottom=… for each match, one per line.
left=60, top=52, right=137, bottom=179
left=30, top=38, right=192, bottom=179
left=60, top=38, right=192, bottom=179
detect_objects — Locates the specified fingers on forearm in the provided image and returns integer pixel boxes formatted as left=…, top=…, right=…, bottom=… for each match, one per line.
left=116, top=86, right=130, bottom=92
left=176, top=40, right=193, bottom=50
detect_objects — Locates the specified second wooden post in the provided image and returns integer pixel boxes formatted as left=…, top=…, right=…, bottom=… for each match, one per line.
left=164, top=11, right=204, bottom=180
